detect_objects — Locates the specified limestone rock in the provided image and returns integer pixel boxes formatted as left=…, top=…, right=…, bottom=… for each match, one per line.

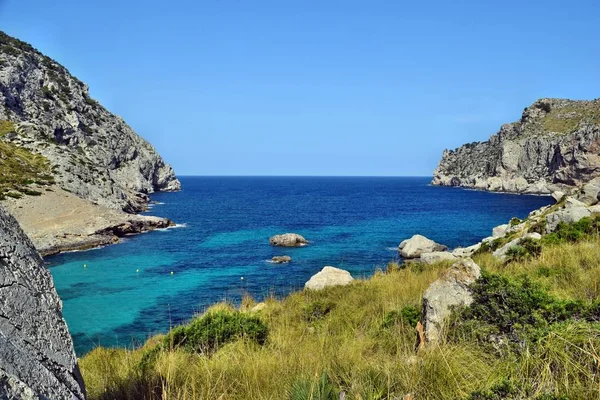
left=0, top=206, right=85, bottom=399
left=577, top=177, right=600, bottom=205
left=271, top=255, right=291, bottom=264
left=545, top=207, right=591, bottom=233
left=0, top=31, right=180, bottom=213
left=420, top=251, right=458, bottom=265
left=552, top=191, right=565, bottom=202
left=492, top=233, right=542, bottom=260
left=251, top=303, right=266, bottom=312
left=399, top=235, right=447, bottom=259
left=432, top=98, right=600, bottom=195
left=269, top=233, right=308, bottom=247
left=421, top=259, right=481, bottom=344
left=452, top=243, right=482, bottom=257
left=304, top=267, right=353, bottom=291
left=492, top=224, right=509, bottom=238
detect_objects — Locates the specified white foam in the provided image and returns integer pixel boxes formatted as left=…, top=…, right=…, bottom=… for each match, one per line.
left=386, top=247, right=398, bottom=251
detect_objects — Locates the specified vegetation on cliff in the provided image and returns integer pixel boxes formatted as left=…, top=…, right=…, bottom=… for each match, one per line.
left=81, top=220, right=600, bottom=399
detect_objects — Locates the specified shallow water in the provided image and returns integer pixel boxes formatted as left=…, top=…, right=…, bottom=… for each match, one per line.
left=46, top=176, right=553, bottom=355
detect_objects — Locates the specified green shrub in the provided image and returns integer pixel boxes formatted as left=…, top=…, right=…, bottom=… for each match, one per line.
left=504, top=238, right=542, bottom=262
left=289, top=372, right=339, bottom=400
left=0, top=120, right=15, bottom=136
left=302, top=299, right=336, bottom=321
left=541, top=217, right=600, bottom=246
left=509, top=217, right=521, bottom=227
left=164, top=310, right=268, bottom=354
left=381, top=305, right=420, bottom=329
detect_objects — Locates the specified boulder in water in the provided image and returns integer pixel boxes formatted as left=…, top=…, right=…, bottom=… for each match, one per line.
left=269, top=233, right=308, bottom=247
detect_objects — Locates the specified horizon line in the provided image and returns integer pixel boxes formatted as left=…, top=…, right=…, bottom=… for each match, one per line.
left=175, top=175, right=434, bottom=178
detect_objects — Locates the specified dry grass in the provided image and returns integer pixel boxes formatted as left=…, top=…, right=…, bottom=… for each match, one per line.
left=80, top=240, right=600, bottom=399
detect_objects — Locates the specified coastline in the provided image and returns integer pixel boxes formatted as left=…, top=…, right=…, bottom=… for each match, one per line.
left=2, top=187, right=175, bottom=257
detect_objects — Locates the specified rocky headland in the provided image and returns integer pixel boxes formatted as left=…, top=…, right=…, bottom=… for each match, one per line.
left=432, top=98, right=600, bottom=194
left=0, top=31, right=180, bottom=254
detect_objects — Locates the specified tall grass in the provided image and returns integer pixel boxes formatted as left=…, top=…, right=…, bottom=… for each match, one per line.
left=80, top=239, right=600, bottom=399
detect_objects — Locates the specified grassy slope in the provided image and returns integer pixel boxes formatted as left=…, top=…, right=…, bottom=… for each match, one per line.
left=81, top=237, right=600, bottom=400
left=0, top=120, right=54, bottom=199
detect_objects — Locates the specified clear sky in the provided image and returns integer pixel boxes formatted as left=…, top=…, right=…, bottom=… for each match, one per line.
left=1, top=1, right=599, bottom=176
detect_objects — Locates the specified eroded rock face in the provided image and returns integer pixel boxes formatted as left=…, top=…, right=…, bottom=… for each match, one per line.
left=432, top=98, right=600, bottom=194
left=304, top=266, right=353, bottom=291
left=0, top=206, right=85, bottom=399
left=269, top=233, right=308, bottom=247
left=421, top=259, right=481, bottom=344
left=577, top=177, right=600, bottom=205
left=0, top=31, right=180, bottom=213
left=399, top=235, right=447, bottom=259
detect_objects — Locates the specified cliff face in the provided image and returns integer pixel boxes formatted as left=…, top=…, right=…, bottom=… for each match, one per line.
left=0, top=206, right=86, bottom=399
left=0, top=31, right=180, bottom=212
left=432, top=98, right=600, bottom=194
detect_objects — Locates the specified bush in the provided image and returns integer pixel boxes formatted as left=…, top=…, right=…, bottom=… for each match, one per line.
left=164, top=310, right=268, bottom=354
left=541, top=217, right=600, bottom=245
left=302, top=299, right=336, bottom=321
left=509, top=217, right=521, bottom=227
left=289, top=372, right=339, bottom=400
left=381, top=305, right=420, bottom=329
left=504, top=238, right=542, bottom=262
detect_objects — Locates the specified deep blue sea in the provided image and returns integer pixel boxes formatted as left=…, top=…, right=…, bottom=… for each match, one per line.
left=47, top=177, right=553, bottom=355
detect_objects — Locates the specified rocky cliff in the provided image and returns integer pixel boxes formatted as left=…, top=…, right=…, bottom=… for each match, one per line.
left=432, top=98, right=600, bottom=194
left=0, top=31, right=180, bottom=213
left=0, top=206, right=86, bottom=399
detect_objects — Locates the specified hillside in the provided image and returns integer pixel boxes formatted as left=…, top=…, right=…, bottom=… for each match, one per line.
left=0, top=30, right=180, bottom=213
left=432, top=98, right=600, bottom=194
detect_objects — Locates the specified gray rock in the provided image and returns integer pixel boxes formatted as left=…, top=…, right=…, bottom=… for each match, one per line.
left=432, top=98, right=600, bottom=195
left=564, top=197, right=588, bottom=208
left=419, top=251, right=458, bottom=265
left=0, top=206, right=85, bottom=399
left=492, top=233, right=542, bottom=260
left=304, top=267, right=353, bottom=291
left=269, top=233, right=308, bottom=247
left=577, top=177, right=600, bottom=205
left=588, top=205, right=600, bottom=214
left=0, top=31, right=180, bottom=213
left=545, top=207, right=591, bottom=233
left=399, top=235, right=447, bottom=259
left=271, top=255, right=291, bottom=264
left=421, top=259, right=481, bottom=344
left=492, top=224, right=509, bottom=238
left=452, top=243, right=482, bottom=257
left=551, top=191, right=565, bottom=202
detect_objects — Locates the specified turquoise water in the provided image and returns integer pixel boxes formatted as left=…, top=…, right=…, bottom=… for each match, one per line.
left=47, top=177, right=553, bottom=355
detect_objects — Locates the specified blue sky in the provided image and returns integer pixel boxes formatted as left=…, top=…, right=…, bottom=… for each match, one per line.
left=1, top=1, right=599, bottom=176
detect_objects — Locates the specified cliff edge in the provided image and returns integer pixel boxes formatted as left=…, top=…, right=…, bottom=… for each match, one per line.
left=432, top=98, right=600, bottom=194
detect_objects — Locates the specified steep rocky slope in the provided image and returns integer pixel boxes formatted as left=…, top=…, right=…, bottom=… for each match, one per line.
left=0, top=31, right=180, bottom=212
left=0, top=206, right=86, bottom=399
left=432, top=98, right=600, bottom=194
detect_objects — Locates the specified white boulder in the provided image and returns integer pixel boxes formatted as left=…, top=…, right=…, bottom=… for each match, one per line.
left=304, top=267, right=354, bottom=291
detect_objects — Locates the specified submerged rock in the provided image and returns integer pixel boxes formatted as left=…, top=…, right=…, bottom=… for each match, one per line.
left=399, top=235, right=447, bottom=259
left=421, top=258, right=481, bottom=344
left=271, top=255, right=292, bottom=264
left=0, top=206, right=86, bottom=399
left=304, top=266, right=353, bottom=291
left=269, top=233, right=308, bottom=247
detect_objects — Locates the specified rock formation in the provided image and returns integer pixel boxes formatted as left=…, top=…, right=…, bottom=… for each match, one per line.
left=0, top=206, right=86, bottom=399
left=421, top=258, right=481, bottom=344
left=269, top=233, right=308, bottom=247
left=271, top=255, right=292, bottom=264
left=432, top=98, right=600, bottom=194
left=304, top=266, right=353, bottom=291
left=399, top=235, right=447, bottom=259
left=0, top=31, right=180, bottom=213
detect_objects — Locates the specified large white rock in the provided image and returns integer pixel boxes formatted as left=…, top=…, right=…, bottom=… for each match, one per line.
left=421, top=258, right=481, bottom=344
left=304, top=267, right=354, bottom=291
left=492, top=224, right=509, bottom=238
left=492, top=233, right=542, bottom=260
left=420, top=252, right=458, bottom=265
left=398, top=235, right=447, bottom=259
left=452, top=243, right=482, bottom=257
left=269, top=233, right=308, bottom=247
left=577, top=177, right=600, bottom=205
left=545, top=207, right=591, bottom=233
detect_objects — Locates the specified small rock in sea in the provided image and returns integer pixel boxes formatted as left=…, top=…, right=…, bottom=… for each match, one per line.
left=398, top=234, right=447, bottom=259
left=269, top=233, right=308, bottom=247
left=271, top=255, right=292, bottom=264
left=304, top=266, right=353, bottom=291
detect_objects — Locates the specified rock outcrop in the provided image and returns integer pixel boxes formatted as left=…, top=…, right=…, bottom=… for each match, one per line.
left=432, top=98, right=600, bottom=194
left=271, top=255, right=292, bottom=264
left=0, top=31, right=180, bottom=213
left=0, top=206, right=86, bottom=399
left=419, top=251, right=457, bottom=265
left=492, top=233, right=542, bottom=260
left=399, top=235, right=447, bottom=259
left=269, top=233, right=308, bottom=247
left=421, top=259, right=481, bottom=344
left=304, top=267, right=353, bottom=291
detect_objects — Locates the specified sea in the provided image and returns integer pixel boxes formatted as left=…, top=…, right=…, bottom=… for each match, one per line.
left=46, top=176, right=553, bottom=355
